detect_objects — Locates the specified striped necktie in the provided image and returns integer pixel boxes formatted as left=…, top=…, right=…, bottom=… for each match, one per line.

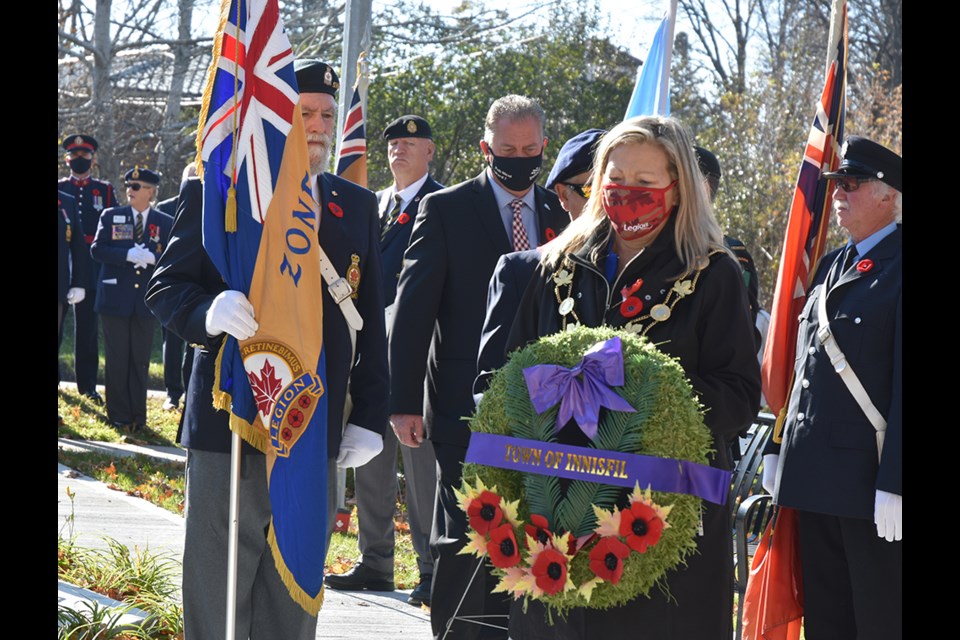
left=381, top=193, right=403, bottom=239
left=134, top=211, right=143, bottom=241
left=510, top=199, right=530, bottom=251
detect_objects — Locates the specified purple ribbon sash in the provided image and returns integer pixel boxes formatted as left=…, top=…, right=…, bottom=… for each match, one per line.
left=523, top=336, right=636, bottom=440
left=465, top=432, right=731, bottom=505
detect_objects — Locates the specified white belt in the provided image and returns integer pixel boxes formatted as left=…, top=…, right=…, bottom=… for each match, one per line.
left=816, top=281, right=886, bottom=461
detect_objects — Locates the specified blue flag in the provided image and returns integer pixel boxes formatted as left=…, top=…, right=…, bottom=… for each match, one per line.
left=196, top=0, right=330, bottom=615
left=624, top=5, right=676, bottom=119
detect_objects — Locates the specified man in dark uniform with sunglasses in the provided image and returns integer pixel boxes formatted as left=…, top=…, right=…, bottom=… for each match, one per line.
left=58, top=134, right=119, bottom=402
left=91, top=168, right=172, bottom=430
left=763, top=136, right=902, bottom=640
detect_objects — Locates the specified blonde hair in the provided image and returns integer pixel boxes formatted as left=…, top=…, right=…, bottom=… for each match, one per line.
left=541, top=116, right=727, bottom=271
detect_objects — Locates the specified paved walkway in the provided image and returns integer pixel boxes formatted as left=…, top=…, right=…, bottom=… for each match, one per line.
left=57, top=439, right=433, bottom=638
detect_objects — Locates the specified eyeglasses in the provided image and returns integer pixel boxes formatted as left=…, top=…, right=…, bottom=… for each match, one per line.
left=833, top=176, right=876, bottom=193
left=562, top=182, right=592, bottom=199
left=125, top=182, right=146, bottom=191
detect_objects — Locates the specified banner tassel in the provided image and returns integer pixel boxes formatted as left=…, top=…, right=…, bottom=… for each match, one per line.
left=225, top=186, right=238, bottom=232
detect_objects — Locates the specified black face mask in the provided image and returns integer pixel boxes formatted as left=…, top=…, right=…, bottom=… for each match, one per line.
left=488, top=148, right=543, bottom=192
left=69, top=157, right=92, bottom=174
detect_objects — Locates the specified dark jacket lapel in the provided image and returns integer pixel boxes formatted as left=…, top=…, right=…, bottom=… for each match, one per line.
left=473, top=171, right=512, bottom=255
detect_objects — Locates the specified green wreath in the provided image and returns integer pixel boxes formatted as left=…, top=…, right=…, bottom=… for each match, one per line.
left=459, top=325, right=713, bottom=617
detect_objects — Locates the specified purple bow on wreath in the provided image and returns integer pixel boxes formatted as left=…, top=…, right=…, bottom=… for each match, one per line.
left=523, top=336, right=636, bottom=440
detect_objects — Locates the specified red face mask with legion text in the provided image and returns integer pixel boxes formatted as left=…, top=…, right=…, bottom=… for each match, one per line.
left=601, top=180, right=678, bottom=241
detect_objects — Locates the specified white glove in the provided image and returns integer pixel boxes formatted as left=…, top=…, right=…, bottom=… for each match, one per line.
left=66, top=287, right=86, bottom=305
left=205, top=290, right=258, bottom=340
left=874, top=490, right=902, bottom=542
left=761, top=454, right=780, bottom=495
left=138, top=245, right=156, bottom=265
left=336, top=424, right=383, bottom=469
left=126, top=247, right=146, bottom=267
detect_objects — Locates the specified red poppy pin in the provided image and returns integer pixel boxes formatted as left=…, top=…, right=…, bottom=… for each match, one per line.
left=856, top=259, right=874, bottom=273
left=620, top=296, right=643, bottom=318
left=620, top=278, right=643, bottom=305
left=328, top=202, right=343, bottom=218
left=397, top=212, right=410, bottom=224
left=92, top=188, right=100, bottom=196
left=544, top=227, right=556, bottom=241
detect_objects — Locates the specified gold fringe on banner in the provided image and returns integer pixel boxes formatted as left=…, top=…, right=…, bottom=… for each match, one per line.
left=268, top=525, right=326, bottom=615
left=212, top=340, right=272, bottom=454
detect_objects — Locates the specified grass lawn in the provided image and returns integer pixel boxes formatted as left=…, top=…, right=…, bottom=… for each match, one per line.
left=57, top=386, right=425, bottom=587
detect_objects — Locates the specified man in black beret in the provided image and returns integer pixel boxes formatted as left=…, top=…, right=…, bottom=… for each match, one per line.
left=544, top=127, right=605, bottom=220
left=58, top=133, right=119, bottom=403
left=91, top=167, right=172, bottom=430
left=763, top=135, right=902, bottom=639
left=147, top=58, right=388, bottom=640
left=325, top=114, right=443, bottom=606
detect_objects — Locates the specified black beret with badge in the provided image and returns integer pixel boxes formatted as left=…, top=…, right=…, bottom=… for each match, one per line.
left=545, top=128, right=606, bottom=190
left=822, top=135, right=902, bottom=193
left=294, top=59, right=340, bottom=96
left=62, top=134, right=99, bottom=153
left=382, top=115, right=433, bottom=140
left=124, top=167, right=161, bottom=185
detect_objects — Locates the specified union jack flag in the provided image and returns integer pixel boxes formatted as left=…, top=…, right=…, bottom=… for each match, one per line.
left=195, top=0, right=330, bottom=616
left=762, top=1, right=847, bottom=434
left=335, top=77, right=368, bottom=187
left=198, top=0, right=297, bottom=235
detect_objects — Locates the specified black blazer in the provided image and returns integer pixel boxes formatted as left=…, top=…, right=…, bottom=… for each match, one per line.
left=377, top=175, right=444, bottom=308
left=475, top=248, right=542, bottom=394
left=388, top=170, right=567, bottom=447
left=768, top=226, right=902, bottom=519
left=146, top=176, right=389, bottom=455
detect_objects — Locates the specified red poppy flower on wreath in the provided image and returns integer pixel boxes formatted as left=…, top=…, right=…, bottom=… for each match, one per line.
left=531, top=547, right=569, bottom=594
left=397, top=212, right=410, bottom=224
left=544, top=227, right=556, bottom=241
left=298, top=395, right=312, bottom=409
left=619, top=501, right=664, bottom=553
left=287, top=409, right=304, bottom=428
left=620, top=296, right=643, bottom=318
left=524, top=514, right=553, bottom=547
left=328, top=202, right=343, bottom=218
left=488, top=523, right=521, bottom=568
left=856, top=259, right=874, bottom=273
left=589, top=536, right=631, bottom=584
left=467, top=490, right=503, bottom=535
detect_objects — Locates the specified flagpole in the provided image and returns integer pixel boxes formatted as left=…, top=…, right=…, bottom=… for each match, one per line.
left=225, top=430, right=243, bottom=640
left=658, top=0, right=678, bottom=115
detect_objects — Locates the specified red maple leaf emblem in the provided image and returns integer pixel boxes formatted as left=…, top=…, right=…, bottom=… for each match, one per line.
left=248, top=359, right=284, bottom=416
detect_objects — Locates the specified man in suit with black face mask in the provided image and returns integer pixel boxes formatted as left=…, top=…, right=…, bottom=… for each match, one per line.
left=388, top=95, right=568, bottom=639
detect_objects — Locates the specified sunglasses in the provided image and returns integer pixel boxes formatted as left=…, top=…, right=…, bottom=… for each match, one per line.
left=562, top=182, right=592, bottom=198
left=833, top=176, right=876, bottom=193
left=125, top=182, right=148, bottom=191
